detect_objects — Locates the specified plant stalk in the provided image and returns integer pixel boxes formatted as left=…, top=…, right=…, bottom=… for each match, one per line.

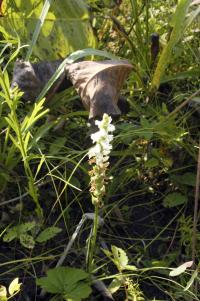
left=87, top=204, right=99, bottom=273
left=192, top=141, right=200, bottom=265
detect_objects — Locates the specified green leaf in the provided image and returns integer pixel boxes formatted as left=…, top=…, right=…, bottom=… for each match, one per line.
left=63, top=281, right=92, bottom=301
left=184, top=269, right=198, bottom=291
left=171, top=172, right=196, bottom=187
left=151, top=0, right=191, bottom=89
left=36, top=227, right=62, bottom=243
left=0, top=0, right=96, bottom=60
left=25, top=0, right=53, bottom=60
left=0, top=286, right=7, bottom=301
left=125, top=265, right=137, bottom=271
left=8, top=278, right=21, bottom=296
left=37, top=267, right=91, bottom=300
left=3, top=227, right=18, bottom=242
left=139, top=117, right=153, bottom=140
left=111, top=245, right=128, bottom=271
left=22, top=98, right=48, bottom=133
left=19, top=234, right=35, bottom=249
left=108, top=276, right=124, bottom=294
left=49, top=137, right=66, bottom=155
left=184, top=4, right=200, bottom=30
left=3, top=221, right=36, bottom=244
left=163, top=192, right=187, bottom=208
left=145, top=158, right=159, bottom=168
left=161, top=68, right=200, bottom=83
left=18, top=222, right=36, bottom=233
left=169, top=261, right=193, bottom=277
left=28, top=122, right=54, bottom=149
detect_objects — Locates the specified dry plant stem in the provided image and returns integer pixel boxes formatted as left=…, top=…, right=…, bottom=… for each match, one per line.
left=92, top=277, right=114, bottom=300
left=55, top=213, right=103, bottom=268
left=87, top=205, right=99, bottom=273
left=192, top=141, right=200, bottom=265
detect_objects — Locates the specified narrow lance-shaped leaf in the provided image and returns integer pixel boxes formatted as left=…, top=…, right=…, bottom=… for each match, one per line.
left=151, top=0, right=190, bottom=90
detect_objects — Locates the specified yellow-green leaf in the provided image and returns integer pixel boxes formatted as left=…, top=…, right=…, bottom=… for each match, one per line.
left=8, top=278, right=21, bottom=296
left=169, top=261, right=193, bottom=277
left=0, top=285, right=7, bottom=301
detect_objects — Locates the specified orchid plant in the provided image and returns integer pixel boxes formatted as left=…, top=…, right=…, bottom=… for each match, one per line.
left=87, top=113, right=115, bottom=272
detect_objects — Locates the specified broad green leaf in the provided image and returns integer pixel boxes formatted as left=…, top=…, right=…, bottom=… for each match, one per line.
left=171, top=172, right=196, bottom=187
left=63, top=281, right=92, bottom=301
left=8, top=278, right=21, bottom=296
left=179, top=172, right=196, bottom=187
left=37, top=267, right=91, bottom=298
left=163, top=192, right=187, bottom=208
left=151, top=0, right=191, bottom=89
left=0, top=0, right=96, bottom=60
left=36, top=227, right=62, bottom=243
left=25, top=0, right=53, bottom=60
left=19, top=234, right=35, bottom=249
left=169, top=260, right=193, bottom=276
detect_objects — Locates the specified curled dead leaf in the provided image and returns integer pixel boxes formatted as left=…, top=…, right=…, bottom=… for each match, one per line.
left=11, top=59, right=132, bottom=121
left=66, top=60, right=132, bottom=120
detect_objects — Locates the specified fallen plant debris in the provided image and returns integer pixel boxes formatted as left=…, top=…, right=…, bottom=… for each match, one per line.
left=66, top=60, right=132, bottom=119
left=11, top=59, right=132, bottom=120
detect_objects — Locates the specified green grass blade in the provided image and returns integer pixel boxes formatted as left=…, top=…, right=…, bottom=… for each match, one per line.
left=151, top=0, right=190, bottom=90
left=25, top=0, right=53, bottom=61
left=161, top=68, right=200, bottom=83
left=184, top=5, right=200, bottom=29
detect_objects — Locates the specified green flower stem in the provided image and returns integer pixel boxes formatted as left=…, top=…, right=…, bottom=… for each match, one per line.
left=87, top=204, right=99, bottom=273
